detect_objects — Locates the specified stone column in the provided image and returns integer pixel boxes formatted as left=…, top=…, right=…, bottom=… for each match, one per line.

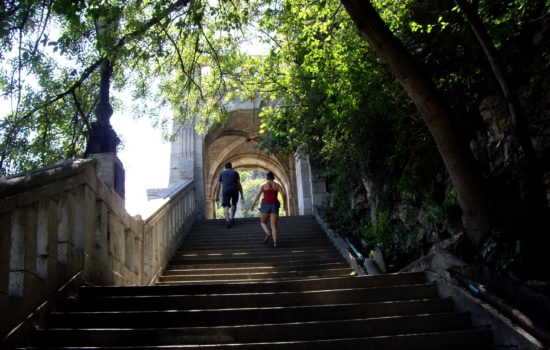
left=295, top=149, right=313, bottom=215
left=169, top=122, right=195, bottom=184
left=168, top=117, right=205, bottom=218
left=309, top=158, right=328, bottom=213
left=295, top=149, right=328, bottom=215
left=193, top=119, right=205, bottom=218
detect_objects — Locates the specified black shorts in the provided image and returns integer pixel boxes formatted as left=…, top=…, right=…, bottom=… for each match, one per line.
left=222, top=191, right=239, bottom=208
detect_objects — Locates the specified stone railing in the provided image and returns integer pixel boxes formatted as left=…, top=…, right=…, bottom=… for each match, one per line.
left=0, top=158, right=196, bottom=338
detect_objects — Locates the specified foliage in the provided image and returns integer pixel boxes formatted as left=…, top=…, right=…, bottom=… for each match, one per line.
left=245, top=0, right=547, bottom=271
left=0, top=0, right=262, bottom=175
left=481, top=230, right=522, bottom=271
left=241, top=177, right=264, bottom=217
left=363, top=211, right=420, bottom=269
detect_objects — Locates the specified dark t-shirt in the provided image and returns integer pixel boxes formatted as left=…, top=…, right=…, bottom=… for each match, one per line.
left=219, top=169, right=240, bottom=193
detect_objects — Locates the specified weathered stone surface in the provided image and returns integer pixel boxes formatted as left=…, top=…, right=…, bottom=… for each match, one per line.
left=187, top=109, right=301, bottom=218
left=402, top=250, right=545, bottom=350
left=0, top=213, right=10, bottom=295
left=1, top=157, right=197, bottom=339
left=9, top=209, right=26, bottom=298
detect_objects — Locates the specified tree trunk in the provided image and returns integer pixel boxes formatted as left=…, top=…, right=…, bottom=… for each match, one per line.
left=340, top=0, right=491, bottom=249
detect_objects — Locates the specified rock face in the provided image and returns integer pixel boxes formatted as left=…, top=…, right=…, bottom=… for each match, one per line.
left=338, top=74, right=550, bottom=269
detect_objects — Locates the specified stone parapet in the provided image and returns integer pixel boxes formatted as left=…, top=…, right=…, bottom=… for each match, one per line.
left=0, top=159, right=196, bottom=341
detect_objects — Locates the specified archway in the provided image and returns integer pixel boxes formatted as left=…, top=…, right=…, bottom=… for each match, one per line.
left=203, top=109, right=298, bottom=219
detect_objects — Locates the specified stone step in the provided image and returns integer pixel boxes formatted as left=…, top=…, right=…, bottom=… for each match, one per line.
left=191, top=216, right=320, bottom=226
left=64, top=283, right=439, bottom=312
left=165, top=257, right=348, bottom=270
left=32, top=312, right=473, bottom=346
left=159, top=267, right=352, bottom=282
left=78, top=273, right=427, bottom=297
left=186, top=225, right=324, bottom=233
left=47, top=298, right=454, bottom=328
left=16, top=216, right=492, bottom=350
left=173, top=248, right=338, bottom=262
left=179, top=239, right=334, bottom=248
left=169, top=253, right=343, bottom=265
left=162, top=261, right=350, bottom=275
left=180, top=233, right=329, bottom=244
left=16, top=329, right=493, bottom=349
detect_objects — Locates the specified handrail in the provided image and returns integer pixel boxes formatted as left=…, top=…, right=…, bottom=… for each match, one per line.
left=0, top=158, right=197, bottom=339
left=143, top=179, right=196, bottom=285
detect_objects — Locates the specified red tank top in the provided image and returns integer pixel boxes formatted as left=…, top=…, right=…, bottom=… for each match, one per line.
left=261, top=183, right=279, bottom=205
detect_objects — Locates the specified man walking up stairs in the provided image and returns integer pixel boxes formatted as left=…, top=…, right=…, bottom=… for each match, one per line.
left=14, top=216, right=492, bottom=349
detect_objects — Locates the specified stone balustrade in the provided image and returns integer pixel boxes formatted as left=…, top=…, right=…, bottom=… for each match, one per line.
left=0, top=158, right=196, bottom=338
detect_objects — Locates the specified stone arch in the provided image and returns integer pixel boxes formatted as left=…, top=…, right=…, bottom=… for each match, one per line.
left=203, top=110, right=298, bottom=219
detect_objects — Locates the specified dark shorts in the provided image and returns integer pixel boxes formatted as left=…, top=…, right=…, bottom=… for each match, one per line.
left=222, top=191, right=239, bottom=208
left=260, top=203, right=280, bottom=214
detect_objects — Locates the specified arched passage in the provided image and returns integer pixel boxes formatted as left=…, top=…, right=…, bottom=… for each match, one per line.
left=203, top=109, right=298, bottom=219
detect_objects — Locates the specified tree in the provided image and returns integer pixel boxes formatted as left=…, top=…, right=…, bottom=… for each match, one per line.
left=1, top=0, right=252, bottom=175
left=340, top=0, right=492, bottom=249
left=453, top=0, right=549, bottom=266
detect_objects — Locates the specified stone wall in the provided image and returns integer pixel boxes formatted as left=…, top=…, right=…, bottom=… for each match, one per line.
left=0, top=158, right=196, bottom=338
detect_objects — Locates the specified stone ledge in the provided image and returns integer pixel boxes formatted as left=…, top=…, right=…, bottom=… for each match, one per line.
left=314, top=213, right=367, bottom=276
left=0, top=159, right=95, bottom=198
left=402, top=251, right=545, bottom=350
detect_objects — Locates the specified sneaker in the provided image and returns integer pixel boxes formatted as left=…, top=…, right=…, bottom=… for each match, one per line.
left=226, top=220, right=231, bottom=228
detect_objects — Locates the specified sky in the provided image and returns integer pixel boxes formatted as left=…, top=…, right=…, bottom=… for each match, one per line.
left=110, top=106, right=171, bottom=218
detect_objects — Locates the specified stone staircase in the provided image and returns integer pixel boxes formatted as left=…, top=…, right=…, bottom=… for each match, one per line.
left=15, top=216, right=492, bottom=349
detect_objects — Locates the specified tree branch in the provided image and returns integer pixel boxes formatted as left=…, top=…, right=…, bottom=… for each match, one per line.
left=159, top=23, right=205, bottom=99
left=15, top=0, right=192, bottom=123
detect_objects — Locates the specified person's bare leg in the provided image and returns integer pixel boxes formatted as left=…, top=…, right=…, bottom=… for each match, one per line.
left=231, top=204, right=237, bottom=221
left=223, top=206, right=231, bottom=227
left=270, top=213, right=279, bottom=247
left=261, top=213, right=271, bottom=241
left=223, top=206, right=230, bottom=221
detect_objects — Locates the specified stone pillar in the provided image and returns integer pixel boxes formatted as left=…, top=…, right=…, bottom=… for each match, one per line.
left=193, top=120, right=205, bottom=218
left=88, top=153, right=125, bottom=198
left=295, top=149, right=313, bottom=215
left=169, top=122, right=195, bottom=184
left=168, top=118, right=206, bottom=218
left=309, top=159, right=328, bottom=212
left=295, top=149, right=328, bottom=215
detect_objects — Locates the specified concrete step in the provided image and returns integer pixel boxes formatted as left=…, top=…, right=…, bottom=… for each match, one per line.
left=47, top=298, right=454, bottom=328
left=169, top=253, right=344, bottom=265
left=33, top=312, right=473, bottom=346
left=16, top=216, right=492, bottom=349
left=164, top=257, right=349, bottom=270
left=158, top=268, right=353, bottom=282
left=162, top=261, right=350, bottom=275
left=64, top=283, right=439, bottom=312
left=174, top=246, right=337, bottom=258
left=16, top=329, right=493, bottom=349
left=179, top=235, right=330, bottom=246
left=78, top=273, right=428, bottom=297
left=178, top=239, right=334, bottom=249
